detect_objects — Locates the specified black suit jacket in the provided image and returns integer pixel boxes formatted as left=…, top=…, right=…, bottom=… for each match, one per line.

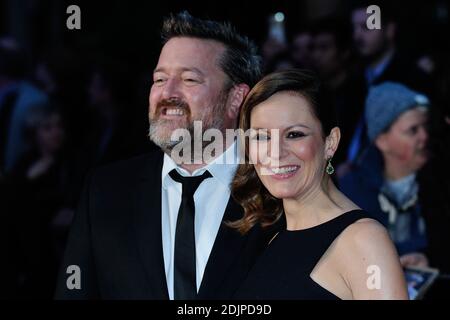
left=55, top=150, right=276, bottom=299
left=371, top=50, right=432, bottom=96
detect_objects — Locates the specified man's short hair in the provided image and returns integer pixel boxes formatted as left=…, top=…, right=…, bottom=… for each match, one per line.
left=161, top=11, right=262, bottom=87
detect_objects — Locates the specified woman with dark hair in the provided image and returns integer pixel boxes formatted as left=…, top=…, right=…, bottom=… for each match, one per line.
left=231, top=70, right=407, bottom=299
left=3, top=103, right=76, bottom=298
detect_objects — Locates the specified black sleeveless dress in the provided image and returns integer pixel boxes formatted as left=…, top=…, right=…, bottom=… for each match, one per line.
left=234, top=210, right=370, bottom=300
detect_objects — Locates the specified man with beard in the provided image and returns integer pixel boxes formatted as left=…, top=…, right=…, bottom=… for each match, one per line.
left=55, top=12, right=272, bottom=300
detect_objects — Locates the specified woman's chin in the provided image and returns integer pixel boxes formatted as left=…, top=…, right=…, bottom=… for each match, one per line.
left=267, top=187, right=298, bottom=200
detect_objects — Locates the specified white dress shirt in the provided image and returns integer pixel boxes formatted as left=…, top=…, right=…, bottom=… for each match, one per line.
left=161, top=142, right=239, bottom=300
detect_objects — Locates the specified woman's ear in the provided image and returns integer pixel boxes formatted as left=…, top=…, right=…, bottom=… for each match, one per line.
left=375, top=133, right=389, bottom=153
left=325, top=127, right=341, bottom=159
left=227, top=83, right=250, bottom=120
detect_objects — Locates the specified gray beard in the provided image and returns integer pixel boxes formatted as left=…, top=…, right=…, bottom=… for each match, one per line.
left=148, top=94, right=228, bottom=158
left=148, top=118, right=183, bottom=152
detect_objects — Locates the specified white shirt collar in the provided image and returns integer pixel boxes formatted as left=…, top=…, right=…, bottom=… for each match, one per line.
left=162, top=141, right=240, bottom=190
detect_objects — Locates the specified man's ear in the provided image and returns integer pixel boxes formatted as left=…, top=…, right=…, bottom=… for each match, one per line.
left=325, top=127, right=341, bottom=159
left=227, top=83, right=250, bottom=119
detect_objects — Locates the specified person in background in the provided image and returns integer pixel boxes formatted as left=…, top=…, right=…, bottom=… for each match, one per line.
left=290, top=27, right=314, bottom=70
left=344, top=1, right=431, bottom=169
left=416, top=63, right=450, bottom=298
left=340, top=82, right=430, bottom=267
left=310, top=17, right=366, bottom=166
left=261, top=13, right=289, bottom=74
left=3, top=103, right=75, bottom=298
left=0, top=38, right=48, bottom=174
left=33, top=48, right=90, bottom=151
left=351, top=1, right=430, bottom=90
left=84, top=59, right=142, bottom=166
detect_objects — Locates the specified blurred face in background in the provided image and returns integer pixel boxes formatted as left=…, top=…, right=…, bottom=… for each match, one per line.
left=262, top=37, right=287, bottom=65
left=36, top=113, right=65, bottom=155
left=148, top=37, right=232, bottom=152
left=291, top=32, right=313, bottom=68
left=352, top=8, right=394, bottom=60
left=312, top=33, right=345, bottom=78
left=376, top=107, right=429, bottom=174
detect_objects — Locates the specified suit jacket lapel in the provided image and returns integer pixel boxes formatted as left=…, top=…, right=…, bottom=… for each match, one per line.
left=131, top=151, right=281, bottom=299
left=132, top=152, right=169, bottom=299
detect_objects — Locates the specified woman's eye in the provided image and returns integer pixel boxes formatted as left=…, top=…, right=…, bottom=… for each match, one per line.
left=408, top=126, right=419, bottom=135
left=287, top=131, right=306, bottom=139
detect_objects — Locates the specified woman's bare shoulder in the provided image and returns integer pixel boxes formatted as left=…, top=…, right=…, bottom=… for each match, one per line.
left=338, top=217, right=394, bottom=257
left=334, top=216, right=408, bottom=299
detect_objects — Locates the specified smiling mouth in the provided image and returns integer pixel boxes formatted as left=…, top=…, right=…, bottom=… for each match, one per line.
left=160, top=107, right=187, bottom=116
left=263, top=165, right=300, bottom=178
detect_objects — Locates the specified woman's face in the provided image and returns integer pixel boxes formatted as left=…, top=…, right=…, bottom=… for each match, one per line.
left=249, top=91, right=331, bottom=200
left=377, top=107, right=429, bottom=172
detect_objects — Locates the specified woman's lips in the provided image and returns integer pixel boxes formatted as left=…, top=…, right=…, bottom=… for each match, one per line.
left=263, top=165, right=300, bottom=180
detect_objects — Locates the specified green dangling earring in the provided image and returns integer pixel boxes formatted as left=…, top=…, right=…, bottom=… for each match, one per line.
left=326, top=158, right=335, bottom=175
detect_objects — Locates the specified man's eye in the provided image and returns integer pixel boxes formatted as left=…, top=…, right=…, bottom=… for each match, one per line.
left=184, top=78, right=199, bottom=83
left=153, top=78, right=165, bottom=84
left=287, top=131, right=306, bottom=139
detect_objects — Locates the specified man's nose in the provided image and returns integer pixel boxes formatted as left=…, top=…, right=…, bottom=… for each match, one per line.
left=161, top=78, right=181, bottom=100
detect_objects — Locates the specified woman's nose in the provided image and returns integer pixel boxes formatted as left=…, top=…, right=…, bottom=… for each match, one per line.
left=278, top=139, right=291, bottom=159
left=265, top=137, right=290, bottom=166
left=419, top=126, right=428, bottom=143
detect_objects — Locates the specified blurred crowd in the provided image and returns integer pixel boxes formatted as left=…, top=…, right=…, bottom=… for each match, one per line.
left=1, top=0, right=449, bottom=299
left=0, top=38, right=154, bottom=298
left=261, top=2, right=450, bottom=299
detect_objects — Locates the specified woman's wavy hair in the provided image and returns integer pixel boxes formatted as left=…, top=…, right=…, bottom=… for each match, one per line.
left=230, top=69, right=338, bottom=234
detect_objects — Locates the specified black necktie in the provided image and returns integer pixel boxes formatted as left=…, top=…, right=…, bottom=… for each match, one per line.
left=169, top=169, right=212, bottom=300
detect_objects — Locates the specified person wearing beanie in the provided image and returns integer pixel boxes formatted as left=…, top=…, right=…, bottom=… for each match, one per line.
left=339, top=82, right=430, bottom=269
